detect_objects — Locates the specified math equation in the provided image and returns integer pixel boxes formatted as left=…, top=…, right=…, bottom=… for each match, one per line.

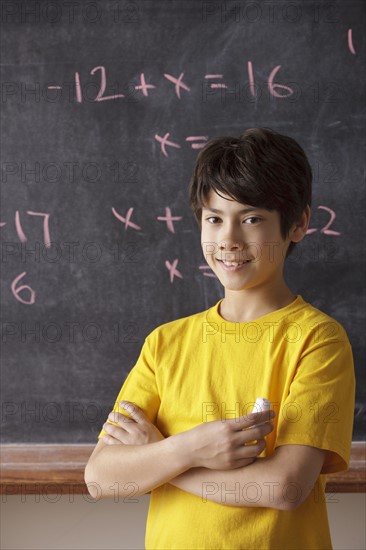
left=1, top=203, right=341, bottom=305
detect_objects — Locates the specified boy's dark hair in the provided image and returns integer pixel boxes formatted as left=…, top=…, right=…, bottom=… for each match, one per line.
left=188, top=127, right=312, bottom=257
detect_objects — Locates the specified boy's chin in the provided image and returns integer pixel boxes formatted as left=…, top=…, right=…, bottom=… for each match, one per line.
left=219, top=279, right=250, bottom=292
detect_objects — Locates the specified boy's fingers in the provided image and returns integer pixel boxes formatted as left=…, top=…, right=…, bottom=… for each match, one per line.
left=239, top=422, right=274, bottom=444
left=241, top=438, right=266, bottom=455
left=102, top=434, right=122, bottom=445
left=118, top=400, right=148, bottom=423
left=230, top=409, right=275, bottom=430
left=104, top=421, right=125, bottom=436
left=107, top=411, right=130, bottom=425
left=107, top=402, right=144, bottom=424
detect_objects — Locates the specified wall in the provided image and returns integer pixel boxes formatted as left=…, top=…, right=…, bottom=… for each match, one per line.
left=1, top=494, right=365, bottom=549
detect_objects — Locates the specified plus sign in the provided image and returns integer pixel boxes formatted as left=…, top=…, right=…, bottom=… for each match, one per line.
left=164, top=72, right=190, bottom=99
left=134, top=73, right=156, bottom=96
left=165, top=259, right=183, bottom=283
left=157, top=207, right=183, bottom=233
left=112, top=207, right=141, bottom=231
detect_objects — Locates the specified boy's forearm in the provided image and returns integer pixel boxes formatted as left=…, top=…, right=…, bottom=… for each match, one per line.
left=85, top=434, right=191, bottom=499
left=169, top=443, right=326, bottom=511
left=168, top=456, right=290, bottom=510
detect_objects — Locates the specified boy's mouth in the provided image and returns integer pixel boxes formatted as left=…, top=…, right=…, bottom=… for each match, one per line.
left=220, top=259, right=250, bottom=266
left=217, top=259, right=252, bottom=270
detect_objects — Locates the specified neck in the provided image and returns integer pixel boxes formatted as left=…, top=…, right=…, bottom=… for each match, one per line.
left=219, top=284, right=296, bottom=323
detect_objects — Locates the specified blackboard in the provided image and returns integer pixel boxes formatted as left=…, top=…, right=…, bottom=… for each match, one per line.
left=1, top=0, right=365, bottom=445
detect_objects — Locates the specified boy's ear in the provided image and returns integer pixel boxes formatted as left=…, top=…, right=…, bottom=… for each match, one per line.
left=290, top=205, right=311, bottom=243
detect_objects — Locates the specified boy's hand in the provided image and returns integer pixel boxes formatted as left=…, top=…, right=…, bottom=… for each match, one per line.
left=101, top=402, right=275, bottom=472
left=176, top=410, right=275, bottom=470
left=102, top=401, right=165, bottom=445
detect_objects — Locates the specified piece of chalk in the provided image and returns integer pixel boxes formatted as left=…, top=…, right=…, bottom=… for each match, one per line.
left=251, top=397, right=272, bottom=413
left=247, top=398, right=272, bottom=429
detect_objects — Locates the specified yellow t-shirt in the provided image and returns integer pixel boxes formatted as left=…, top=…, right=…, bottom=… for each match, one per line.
left=98, top=295, right=355, bottom=550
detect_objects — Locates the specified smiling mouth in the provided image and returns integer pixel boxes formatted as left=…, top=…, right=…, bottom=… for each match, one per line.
left=218, top=259, right=252, bottom=267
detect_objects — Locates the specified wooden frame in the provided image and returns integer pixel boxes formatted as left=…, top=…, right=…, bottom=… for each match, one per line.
left=1, top=442, right=365, bottom=494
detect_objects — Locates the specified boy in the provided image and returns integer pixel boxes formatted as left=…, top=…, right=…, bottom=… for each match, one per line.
left=85, top=128, right=355, bottom=549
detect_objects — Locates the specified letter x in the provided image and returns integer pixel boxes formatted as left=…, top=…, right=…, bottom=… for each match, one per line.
left=112, top=207, right=141, bottom=231
left=165, top=259, right=183, bottom=283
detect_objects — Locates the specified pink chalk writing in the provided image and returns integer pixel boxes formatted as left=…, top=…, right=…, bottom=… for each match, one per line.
left=90, top=66, right=125, bottom=102
left=205, top=74, right=228, bottom=89
left=185, top=136, right=208, bottom=149
left=306, top=206, right=341, bottom=236
left=165, top=259, right=183, bottom=283
left=112, top=207, right=141, bottom=231
left=156, top=208, right=183, bottom=233
left=27, top=212, right=51, bottom=247
left=46, top=60, right=312, bottom=103
left=134, top=73, right=156, bottom=97
left=15, top=210, right=26, bottom=242
left=75, top=71, right=82, bottom=103
left=156, top=134, right=209, bottom=155
left=348, top=28, right=356, bottom=55
left=11, top=272, right=36, bottom=305
left=154, top=133, right=181, bottom=157
left=247, top=61, right=255, bottom=97
left=14, top=210, right=51, bottom=248
left=267, top=65, right=294, bottom=98
left=199, top=265, right=217, bottom=278
left=163, top=73, right=190, bottom=99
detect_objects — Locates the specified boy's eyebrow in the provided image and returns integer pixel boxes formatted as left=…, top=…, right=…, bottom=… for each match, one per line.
left=202, top=207, right=257, bottom=215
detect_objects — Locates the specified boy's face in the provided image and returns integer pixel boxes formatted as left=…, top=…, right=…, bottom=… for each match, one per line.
left=200, top=190, right=293, bottom=293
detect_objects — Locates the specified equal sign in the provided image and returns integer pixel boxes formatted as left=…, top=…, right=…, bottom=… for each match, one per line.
left=204, top=74, right=228, bottom=89
left=199, top=265, right=217, bottom=278
left=185, top=136, right=208, bottom=149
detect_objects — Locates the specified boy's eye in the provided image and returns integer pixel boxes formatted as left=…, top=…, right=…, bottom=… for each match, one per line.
left=204, top=216, right=262, bottom=224
left=244, top=216, right=261, bottom=224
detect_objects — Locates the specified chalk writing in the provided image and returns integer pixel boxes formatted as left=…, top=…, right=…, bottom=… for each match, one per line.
left=46, top=62, right=296, bottom=103
left=164, top=73, right=190, bottom=98
left=306, top=206, right=341, bottom=236
left=165, top=259, right=183, bottom=283
left=112, top=207, right=141, bottom=231
left=133, top=72, right=156, bottom=97
left=348, top=28, right=356, bottom=55
left=11, top=272, right=36, bottom=305
left=90, top=66, right=126, bottom=102
left=156, top=208, right=183, bottom=234
left=185, top=136, right=209, bottom=149
left=199, top=265, right=217, bottom=278
left=268, top=65, right=294, bottom=98
left=205, top=74, right=228, bottom=89
left=154, top=133, right=181, bottom=157
left=1, top=210, right=53, bottom=248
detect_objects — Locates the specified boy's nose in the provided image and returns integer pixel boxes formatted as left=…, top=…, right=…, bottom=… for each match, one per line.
left=219, top=240, right=241, bottom=251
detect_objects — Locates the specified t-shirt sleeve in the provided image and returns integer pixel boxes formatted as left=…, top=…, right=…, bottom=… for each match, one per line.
left=275, top=322, right=356, bottom=474
left=97, top=330, right=160, bottom=439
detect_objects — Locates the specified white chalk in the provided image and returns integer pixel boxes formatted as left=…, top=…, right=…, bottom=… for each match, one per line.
left=251, top=397, right=272, bottom=413
left=248, top=398, right=272, bottom=429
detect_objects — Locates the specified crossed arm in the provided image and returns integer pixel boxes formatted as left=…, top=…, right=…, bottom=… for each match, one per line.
left=168, top=444, right=326, bottom=510
left=85, top=401, right=326, bottom=510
